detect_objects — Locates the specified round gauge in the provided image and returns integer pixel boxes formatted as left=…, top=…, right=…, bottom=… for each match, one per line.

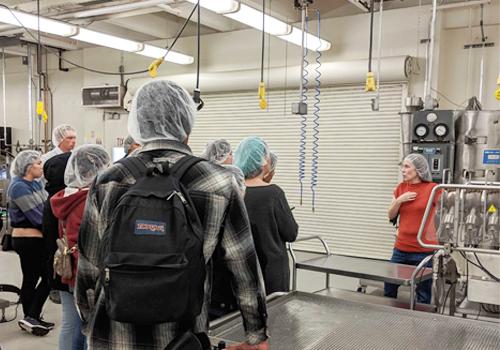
left=426, top=112, right=438, bottom=123
left=434, top=124, right=448, bottom=137
left=414, top=124, right=429, bottom=138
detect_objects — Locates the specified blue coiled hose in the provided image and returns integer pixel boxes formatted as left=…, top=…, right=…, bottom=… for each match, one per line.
left=311, top=9, right=321, bottom=212
left=299, top=14, right=309, bottom=205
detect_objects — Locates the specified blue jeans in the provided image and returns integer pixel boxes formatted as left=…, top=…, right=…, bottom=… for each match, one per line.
left=59, top=291, right=87, bottom=350
left=384, top=248, right=433, bottom=304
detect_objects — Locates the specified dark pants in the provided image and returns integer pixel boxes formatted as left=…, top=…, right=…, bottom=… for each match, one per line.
left=12, top=237, right=51, bottom=319
left=384, top=248, right=433, bottom=304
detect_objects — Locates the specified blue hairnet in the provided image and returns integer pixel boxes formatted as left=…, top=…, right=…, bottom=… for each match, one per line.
left=234, top=137, right=269, bottom=179
left=10, top=150, right=42, bottom=177
left=405, top=153, right=432, bottom=182
left=202, top=139, right=232, bottom=164
left=128, top=80, right=196, bottom=144
left=64, top=145, right=110, bottom=188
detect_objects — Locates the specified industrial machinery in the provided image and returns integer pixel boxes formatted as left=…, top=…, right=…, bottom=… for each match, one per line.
left=408, top=110, right=459, bottom=182
left=402, top=108, right=500, bottom=317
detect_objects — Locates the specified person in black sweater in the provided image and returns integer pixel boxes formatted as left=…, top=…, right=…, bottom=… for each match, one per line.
left=42, top=153, right=72, bottom=296
left=235, top=137, right=298, bottom=294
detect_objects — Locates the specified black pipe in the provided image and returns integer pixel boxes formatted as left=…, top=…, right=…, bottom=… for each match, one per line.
left=368, top=0, right=375, bottom=72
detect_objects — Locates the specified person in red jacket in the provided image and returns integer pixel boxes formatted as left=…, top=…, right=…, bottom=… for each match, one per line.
left=385, top=153, right=439, bottom=304
left=51, top=145, right=110, bottom=350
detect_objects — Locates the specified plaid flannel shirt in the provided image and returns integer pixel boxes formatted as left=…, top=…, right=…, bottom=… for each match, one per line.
left=76, top=140, right=268, bottom=349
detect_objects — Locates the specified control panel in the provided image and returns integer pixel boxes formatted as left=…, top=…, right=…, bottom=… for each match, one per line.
left=410, top=110, right=456, bottom=182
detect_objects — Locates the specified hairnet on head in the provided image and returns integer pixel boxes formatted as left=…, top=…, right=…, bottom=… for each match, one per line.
left=10, top=150, right=42, bottom=178
left=202, top=139, right=232, bottom=164
left=64, top=145, right=110, bottom=188
left=224, top=165, right=246, bottom=196
left=52, top=124, right=76, bottom=147
left=123, top=135, right=139, bottom=154
left=269, top=152, right=278, bottom=172
left=234, top=137, right=269, bottom=179
left=128, top=80, right=196, bottom=144
left=405, top=153, right=432, bottom=182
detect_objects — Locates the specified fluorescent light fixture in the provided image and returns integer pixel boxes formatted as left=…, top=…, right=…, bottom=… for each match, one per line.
left=137, top=44, right=194, bottom=65
left=225, top=3, right=291, bottom=36
left=0, top=7, right=78, bottom=36
left=192, top=0, right=332, bottom=51
left=278, top=27, right=331, bottom=51
left=73, top=0, right=174, bottom=18
left=185, top=0, right=239, bottom=14
left=72, top=28, right=144, bottom=52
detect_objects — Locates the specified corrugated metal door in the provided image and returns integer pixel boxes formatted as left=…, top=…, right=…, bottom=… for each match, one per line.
left=189, top=83, right=406, bottom=259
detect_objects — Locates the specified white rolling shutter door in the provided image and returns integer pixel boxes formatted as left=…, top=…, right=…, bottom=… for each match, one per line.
left=189, top=83, right=405, bottom=259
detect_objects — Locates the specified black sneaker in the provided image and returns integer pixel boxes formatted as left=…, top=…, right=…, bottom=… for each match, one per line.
left=38, top=319, right=55, bottom=330
left=18, top=317, right=50, bottom=336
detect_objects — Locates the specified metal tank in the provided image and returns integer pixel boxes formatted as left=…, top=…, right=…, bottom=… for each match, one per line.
left=454, top=111, right=500, bottom=183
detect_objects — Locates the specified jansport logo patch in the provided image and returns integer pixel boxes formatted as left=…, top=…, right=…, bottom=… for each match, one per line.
left=134, top=220, right=167, bottom=236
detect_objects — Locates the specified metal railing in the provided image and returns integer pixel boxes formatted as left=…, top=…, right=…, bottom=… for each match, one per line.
left=417, top=183, right=500, bottom=255
left=288, top=235, right=331, bottom=291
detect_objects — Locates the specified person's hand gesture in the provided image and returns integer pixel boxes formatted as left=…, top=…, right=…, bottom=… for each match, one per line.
left=397, top=192, right=417, bottom=204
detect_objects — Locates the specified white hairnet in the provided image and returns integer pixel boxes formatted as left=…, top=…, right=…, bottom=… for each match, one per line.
left=269, top=152, right=278, bottom=172
left=234, top=137, right=269, bottom=179
left=224, top=165, right=245, bottom=196
left=202, top=139, right=232, bottom=164
left=52, top=124, right=76, bottom=147
left=10, top=150, right=42, bottom=178
left=64, top=144, right=110, bottom=188
left=123, top=135, right=140, bottom=154
left=128, top=80, right=196, bottom=144
left=405, top=153, right=432, bottom=182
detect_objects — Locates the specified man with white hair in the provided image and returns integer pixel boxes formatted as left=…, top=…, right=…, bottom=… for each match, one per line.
left=41, top=124, right=77, bottom=163
left=76, top=81, right=268, bottom=350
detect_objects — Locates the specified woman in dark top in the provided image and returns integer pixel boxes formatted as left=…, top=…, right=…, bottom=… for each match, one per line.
left=235, top=137, right=298, bottom=294
left=7, top=150, right=52, bottom=336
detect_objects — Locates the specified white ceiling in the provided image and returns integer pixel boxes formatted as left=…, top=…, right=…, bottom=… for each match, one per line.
left=0, top=0, right=467, bottom=54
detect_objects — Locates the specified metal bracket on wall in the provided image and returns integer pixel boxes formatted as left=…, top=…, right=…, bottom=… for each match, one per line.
left=463, top=42, right=495, bottom=49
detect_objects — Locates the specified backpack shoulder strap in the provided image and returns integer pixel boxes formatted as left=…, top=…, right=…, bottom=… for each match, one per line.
left=170, top=155, right=204, bottom=180
left=117, top=156, right=148, bottom=179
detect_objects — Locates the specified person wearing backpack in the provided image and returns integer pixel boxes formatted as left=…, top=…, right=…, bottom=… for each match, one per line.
left=51, top=145, right=110, bottom=350
left=76, top=80, right=268, bottom=350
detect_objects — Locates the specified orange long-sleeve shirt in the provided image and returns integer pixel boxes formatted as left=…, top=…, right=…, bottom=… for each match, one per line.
left=394, top=181, right=439, bottom=253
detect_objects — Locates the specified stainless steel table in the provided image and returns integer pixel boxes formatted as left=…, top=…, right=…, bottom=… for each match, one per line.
left=296, top=254, right=433, bottom=286
left=210, top=292, right=500, bottom=350
left=289, top=236, right=434, bottom=309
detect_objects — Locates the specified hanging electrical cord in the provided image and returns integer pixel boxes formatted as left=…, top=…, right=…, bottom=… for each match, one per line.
left=258, top=0, right=267, bottom=110
left=0, top=3, right=197, bottom=77
left=298, top=9, right=309, bottom=206
left=310, top=9, right=321, bottom=213
left=371, top=0, right=383, bottom=112
left=365, top=0, right=376, bottom=92
left=478, top=4, right=487, bottom=104
left=192, top=0, right=203, bottom=111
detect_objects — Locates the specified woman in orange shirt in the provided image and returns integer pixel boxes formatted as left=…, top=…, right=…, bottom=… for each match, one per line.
left=385, top=153, right=437, bottom=304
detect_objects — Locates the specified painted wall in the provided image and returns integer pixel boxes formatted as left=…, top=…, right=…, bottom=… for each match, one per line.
left=0, top=2, right=499, bottom=153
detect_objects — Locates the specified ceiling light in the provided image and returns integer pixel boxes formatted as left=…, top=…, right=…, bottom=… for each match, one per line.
left=72, top=28, right=144, bottom=52
left=73, top=0, right=174, bottom=18
left=0, top=7, right=78, bottom=36
left=185, top=0, right=239, bottom=14
left=137, top=44, right=194, bottom=65
left=192, top=1, right=332, bottom=51
left=225, top=4, right=291, bottom=36
left=279, top=27, right=331, bottom=51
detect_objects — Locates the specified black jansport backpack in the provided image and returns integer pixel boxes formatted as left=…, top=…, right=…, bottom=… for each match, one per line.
left=101, top=154, right=206, bottom=325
